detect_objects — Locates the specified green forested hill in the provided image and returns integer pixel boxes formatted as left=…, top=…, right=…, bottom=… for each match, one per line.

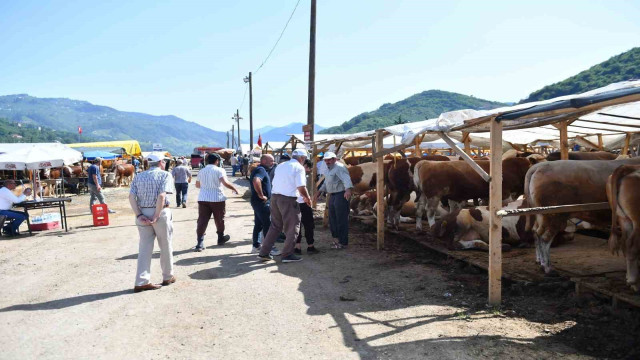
left=0, top=117, right=93, bottom=143
left=521, top=47, right=640, bottom=103
left=0, top=95, right=228, bottom=154
left=320, top=90, right=506, bottom=134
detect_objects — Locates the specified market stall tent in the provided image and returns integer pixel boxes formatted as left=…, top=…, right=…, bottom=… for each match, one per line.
left=67, top=140, right=142, bottom=157
left=0, top=143, right=83, bottom=170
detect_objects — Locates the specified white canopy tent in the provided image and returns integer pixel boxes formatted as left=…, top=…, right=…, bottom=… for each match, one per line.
left=0, top=143, right=83, bottom=170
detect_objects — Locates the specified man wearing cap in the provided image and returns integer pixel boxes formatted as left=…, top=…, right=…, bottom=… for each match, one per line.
left=171, top=159, right=192, bottom=208
left=315, top=151, right=353, bottom=249
left=128, top=153, right=175, bottom=293
left=87, top=157, right=116, bottom=214
left=194, top=153, right=239, bottom=252
left=258, top=149, right=311, bottom=263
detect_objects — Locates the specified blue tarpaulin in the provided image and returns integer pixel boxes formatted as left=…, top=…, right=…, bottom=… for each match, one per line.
left=83, top=150, right=120, bottom=160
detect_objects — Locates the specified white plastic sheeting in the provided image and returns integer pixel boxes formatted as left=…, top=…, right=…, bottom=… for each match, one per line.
left=0, top=143, right=83, bottom=170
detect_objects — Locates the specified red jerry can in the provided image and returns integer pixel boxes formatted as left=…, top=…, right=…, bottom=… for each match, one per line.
left=92, top=204, right=110, bottom=227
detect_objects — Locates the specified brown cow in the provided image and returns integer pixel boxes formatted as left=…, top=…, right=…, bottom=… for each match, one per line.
left=343, top=156, right=373, bottom=165
left=413, top=157, right=531, bottom=230
left=387, top=156, right=450, bottom=228
left=347, top=160, right=391, bottom=195
left=546, top=151, right=617, bottom=161
left=115, top=164, right=136, bottom=186
left=607, top=164, right=640, bottom=291
left=524, top=157, right=640, bottom=275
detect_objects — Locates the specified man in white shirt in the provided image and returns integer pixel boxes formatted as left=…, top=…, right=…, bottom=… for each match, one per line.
left=0, top=180, right=33, bottom=236
left=230, top=153, right=239, bottom=177
left=195, top=153, right=239, bottom=252
left=258, top=149, right=311, bottom=263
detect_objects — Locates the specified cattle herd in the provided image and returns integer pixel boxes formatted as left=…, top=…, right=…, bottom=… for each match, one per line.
left=342, top=150, right=640, bottom=292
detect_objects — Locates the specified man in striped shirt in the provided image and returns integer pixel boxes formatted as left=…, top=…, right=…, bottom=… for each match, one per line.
left=195, top=153, right=239, bottom=252
left=129, top=153, right=175, bottom=293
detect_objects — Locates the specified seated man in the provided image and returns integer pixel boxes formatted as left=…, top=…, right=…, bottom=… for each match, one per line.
left=0, top=180, right=33, bottom=236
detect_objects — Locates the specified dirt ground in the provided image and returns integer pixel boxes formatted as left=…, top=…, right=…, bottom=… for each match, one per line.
left=1, top=167, right=639, bottom=359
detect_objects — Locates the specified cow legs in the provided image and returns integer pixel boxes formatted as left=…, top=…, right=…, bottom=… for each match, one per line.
left=626, top=223, right=640, bottom=292
left=415, top=194, right=426, bottom=231
left=426, top=196, right=440, bottom=227
left=535, top=231, right=556, bottom=275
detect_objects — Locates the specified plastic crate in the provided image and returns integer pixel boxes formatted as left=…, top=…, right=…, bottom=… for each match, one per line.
left=92, top=204, right=110, bottom=226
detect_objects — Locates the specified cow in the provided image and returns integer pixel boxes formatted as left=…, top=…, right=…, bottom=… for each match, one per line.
left=413, top=157, right=531, bottom=230
left=350, top=190, right=377, bottom=216
left=387, top=156, right=450, bottom=228
left=343, top=156, right=364, bottom=166
left=348, top=160, right=392, bottom=195
left=115, top=164, right=136, bottom=187
left=607, top=164, right=640, bottom=291
left=547, top=151, right=617, bottom=161
left=433, top=199, right=584, bottom=252
left=524, top=157, right=640, bottom=275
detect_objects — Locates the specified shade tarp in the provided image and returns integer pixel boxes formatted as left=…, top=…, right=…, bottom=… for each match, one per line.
left=67, top=140, right=142, bottom=156
left=142, top=151, right=171, bottom=160
left=83, top=150, right=120, bottom=160
left=0, top=143, right=83, bottom=170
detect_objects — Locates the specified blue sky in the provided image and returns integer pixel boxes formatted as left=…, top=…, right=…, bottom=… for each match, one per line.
left=1, top=0, right=638, bottom=132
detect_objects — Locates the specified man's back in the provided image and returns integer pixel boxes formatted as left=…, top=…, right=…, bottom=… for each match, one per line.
left=172, top=165, right=191, bottom=183
left=198, top=165, right=227, bottom=202
left=131, top=168, right=173, bottom=207
left=272, top=160, right=305, bottom=197
left=250, top=165, right=271, bottom=203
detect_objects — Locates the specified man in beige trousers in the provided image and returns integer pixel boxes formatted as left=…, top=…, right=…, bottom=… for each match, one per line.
left=128, top=154, right=176, bottom=293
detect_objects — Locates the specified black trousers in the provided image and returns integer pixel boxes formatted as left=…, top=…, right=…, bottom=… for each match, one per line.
left=328, top=191, right=349, bottom=245
left=296, top=202, right=315, bottom=245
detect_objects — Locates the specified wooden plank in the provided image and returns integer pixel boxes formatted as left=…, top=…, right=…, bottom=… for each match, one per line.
left=372, top=143, right=410, bottom=159
left=622, top=133, right=631, bottom=156
left=558, top=121, right=569, bottom=160
left=462, top=131, right=471, bottom=155
left=438, top=132, right=491, bottom=182
left=575, top=135, right=601, bottom=150
left=489, top=118, right=503, bottom=306
left=414, top=135, right=421, bottom=157
left=376, top=129, right=385, bottom=250
left=497, top=202, right=610, bottom=217
left=597, top=134, right=604, bottom=150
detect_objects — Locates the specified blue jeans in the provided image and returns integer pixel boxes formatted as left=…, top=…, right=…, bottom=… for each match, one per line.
left=251, top=200, right=271, bottom=248
left=0, top=210, right=27, bottom=235
left=175, top=183, right=188, bottom=205
left=232, top=165, right=238, bottom=176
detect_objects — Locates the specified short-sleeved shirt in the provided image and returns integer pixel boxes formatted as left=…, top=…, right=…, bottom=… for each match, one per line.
left=133, top=159, right=140, bottom=168
left=171, top=165, right=191, bottom=183
left=197, top=165, right=228, bottom=202
left=87, top=164, right=102, bottom=185
left=320, top=162, right=353, bottom=194
left=271, top=159, right=306, bottom=198
left=250, top=165, right=271, bottom=204
left=130, top=167, right=174, bottom=208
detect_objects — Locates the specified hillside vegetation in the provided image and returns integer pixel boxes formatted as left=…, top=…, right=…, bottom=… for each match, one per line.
left=521, top=47, right=640, bottom=103
left=0, top=117, right=92, bottom=143
left=320, top=90, right=506, bottom=134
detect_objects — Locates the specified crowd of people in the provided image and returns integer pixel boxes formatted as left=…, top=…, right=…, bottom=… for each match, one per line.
left=127, top=149, right=354, bottom=293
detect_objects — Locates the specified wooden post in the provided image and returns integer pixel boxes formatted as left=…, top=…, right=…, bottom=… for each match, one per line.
left=375, top=129, right=385, bottom=250
left=488, top=118, right=503, bottom=306
left=622, top=133, right=632, bottom=156
left=311, top=144, right=318, bottom=207
left=414, top=135, right=421, bottom=157
left=597, top=134, right=604, bottom=151
left=559, top=121, right=569, bottom=160
left=462, top=132, right=471, bottom=155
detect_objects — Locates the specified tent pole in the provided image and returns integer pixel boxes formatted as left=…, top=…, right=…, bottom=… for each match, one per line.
left=375, top=129, right=385, bottom=250
left=597, top=134, right=604, bottom=150
left=489, top=118, right=503, bottom=306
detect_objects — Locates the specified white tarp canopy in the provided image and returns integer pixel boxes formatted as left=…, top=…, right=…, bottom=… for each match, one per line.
left=142, top=151, right=171, bottom=160
left=0, top=143, right=83, bottom=170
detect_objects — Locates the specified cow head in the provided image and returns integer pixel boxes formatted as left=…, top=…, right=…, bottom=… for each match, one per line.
left=432, top=210, right=461, bottom=243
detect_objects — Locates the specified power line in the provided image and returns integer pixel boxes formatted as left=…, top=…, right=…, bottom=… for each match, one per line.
left=238, top=83, right=249, bottom=111
left=254, top=0, right=302, bottom=74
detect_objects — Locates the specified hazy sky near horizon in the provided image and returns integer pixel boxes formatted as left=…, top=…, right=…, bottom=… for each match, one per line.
left=1, top=0, right=638, bottom=132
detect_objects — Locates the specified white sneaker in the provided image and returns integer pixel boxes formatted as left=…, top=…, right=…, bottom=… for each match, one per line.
left=251, top=246, right=260, bottom=254
left=270, top=247, right=281, bottom=256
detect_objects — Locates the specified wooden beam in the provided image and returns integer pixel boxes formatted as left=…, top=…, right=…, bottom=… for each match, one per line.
left=372, top=143, right=410, bottom=159
left=375, top=129, right=385, bottom=250
left=558, top=121, right=569, bottom=160
left=597, top=134, right=604, bottom=150
left=414, top=135, right=421, bottom=157
left=497, top=202, right=610, bottom=217
left=438, top=132, right=491, bottom=182
left=488, top=118, right=503, bottom=306
left=622, top=133, right=632, bottom=156
left=574, top=135, right=601, bottom=150
left=462, top=131, right=471, bottom=155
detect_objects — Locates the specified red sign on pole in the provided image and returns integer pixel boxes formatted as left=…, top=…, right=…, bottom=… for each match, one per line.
left=304, top=131, right=311, bottom=142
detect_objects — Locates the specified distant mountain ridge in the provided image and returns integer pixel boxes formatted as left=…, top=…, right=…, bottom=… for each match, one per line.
left=320, top=90, right=506, bottom=134
left=0, top=94, right=228, bottom=154
left=521, top=47, right=640, bottom=103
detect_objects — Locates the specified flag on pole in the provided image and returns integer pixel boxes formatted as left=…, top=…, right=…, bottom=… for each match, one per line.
left=257, top=133, right=262, bottom=147
left=78, top=126, right=82, bottom=134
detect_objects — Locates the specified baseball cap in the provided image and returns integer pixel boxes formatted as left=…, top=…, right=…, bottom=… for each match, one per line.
left=292, top=149, right=308, bottom=157
left=147, top=154, right=163, bottom=162
left=323, top=151, right=337, bottom=160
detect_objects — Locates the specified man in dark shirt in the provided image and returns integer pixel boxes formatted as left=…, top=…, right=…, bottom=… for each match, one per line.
left=250, top=154, right=277, bottom=254
left=87, top=157, right=115, bottom=214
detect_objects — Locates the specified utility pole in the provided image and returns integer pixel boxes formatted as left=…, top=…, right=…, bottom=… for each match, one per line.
left=244, top=72, right=254, bottom=150
left=232, top=110, right=242, bottom=154
left=307, top=0, right=317, bottom=143
left=231, top=124, right=235, bottom=150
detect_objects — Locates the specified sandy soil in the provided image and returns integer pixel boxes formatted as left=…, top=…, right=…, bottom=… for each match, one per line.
left=0, top=167, right=637, bottom=359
